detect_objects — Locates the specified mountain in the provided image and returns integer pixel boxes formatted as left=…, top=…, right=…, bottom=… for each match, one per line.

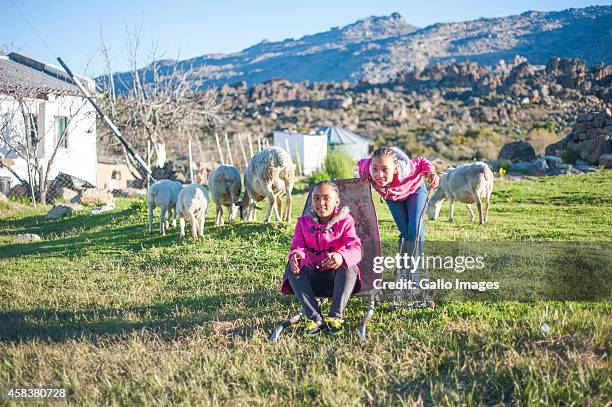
left=101, top=6, right=612, bottom=91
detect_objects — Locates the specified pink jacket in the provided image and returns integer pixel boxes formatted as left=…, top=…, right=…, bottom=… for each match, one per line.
left=280, top=206, right=362, bottom=295
left=358, top=147, right=436, bottom=201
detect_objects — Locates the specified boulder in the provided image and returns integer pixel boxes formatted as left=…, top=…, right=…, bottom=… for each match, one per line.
left=543, top=155, right=562, bottom=167
left=573, top=135, right=611, bottom=165
left=57, top=187, right=78, bottom=201
left=8, top=184, right=28, bottom=198
left=47, top=203, right=83, bottom=219
left=598, top=154, right=612, bottom=168
left=112, top=188, right=146, bottom=198
left=498, top=141, right=536, bottom=162
left=74, top=189, right=114, bottom=205
left=13, top=233, right=41, bottom=243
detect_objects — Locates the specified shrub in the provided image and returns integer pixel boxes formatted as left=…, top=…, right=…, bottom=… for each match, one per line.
left=130, top=196, right=147, bottom=212
left=308, top=169, right=331, bottom=184
left=325, top=148, right=355, bottom=179
left=562, top=148, right=578, bottom=164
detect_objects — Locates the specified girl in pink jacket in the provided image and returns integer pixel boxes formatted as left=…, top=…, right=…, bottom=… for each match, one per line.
left=281, top=181, right=362, bottom=336
left=358, top=147, right=439, bottom=285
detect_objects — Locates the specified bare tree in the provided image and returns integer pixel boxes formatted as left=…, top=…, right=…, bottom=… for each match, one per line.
left=98, top=27, right=221, bottom=183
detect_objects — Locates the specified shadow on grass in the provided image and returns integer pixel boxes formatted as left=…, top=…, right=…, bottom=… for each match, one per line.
left=0, top=289, right=295, bottom=343
left=0, top=210, right=293, bottom=259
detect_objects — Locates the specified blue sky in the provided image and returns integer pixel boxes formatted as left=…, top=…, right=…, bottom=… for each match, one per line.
left=1, top=0, right=609, bottom=77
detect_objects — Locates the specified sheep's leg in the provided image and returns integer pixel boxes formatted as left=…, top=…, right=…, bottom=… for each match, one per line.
left=472, top=192, right=483, bottom=225
left=285, top=184, right=293, bottom=222
left=170, top=207, right=177, bottom=227
left=273, top=195, right=282, bottom=221
left=179, top=217, right=186, bottom=239
left=198, top=214, right=205, bottom=237
left=190, top=212, right=198, bottom=240
left=160, top=206, right=167, bottom=235
left=484, top=194, right=491, bottom=224
left=264, top=186, right=276, bottom=223
left=466, top=204, right=475, bottom=222
left=229, top=203, right=236, bottom=225
left=216, top=204, right=224, bottom=226
left=148, top=202, right=154, bottom=233
left=448, top=197, right=454, bottom=222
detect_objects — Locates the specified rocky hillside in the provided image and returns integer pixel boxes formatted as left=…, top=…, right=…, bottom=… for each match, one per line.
left=101, top=6, right=612, bottom=90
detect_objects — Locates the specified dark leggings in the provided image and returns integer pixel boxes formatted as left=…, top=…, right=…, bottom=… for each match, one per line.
left=286, top=264, right=357, bottom=321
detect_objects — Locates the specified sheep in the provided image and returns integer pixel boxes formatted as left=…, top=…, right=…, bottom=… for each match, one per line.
left=176, top=183, right=209, bottom=239
left=147, top=179, right=183, bottom=235
left=208, top=165, right=242, bottom=226
left=427, top=162, right=494, bottom=224
left=241, top=146, right=295, bottom=223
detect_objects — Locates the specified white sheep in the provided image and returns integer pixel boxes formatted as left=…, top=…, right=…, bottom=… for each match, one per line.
left=208, top=165, right=242, bottom=226
left=427, top=162, right=494, bottom=224
left=241, top=147, right=295, bottom=223
left=146, top=179, right=183, bottom=235
left=176, top=183, right=209, bottom=239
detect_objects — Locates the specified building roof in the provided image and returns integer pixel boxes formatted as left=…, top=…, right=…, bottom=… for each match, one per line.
left=316, top=126, right=372, bottom=145
left=0, top=53, right=85, bottom=97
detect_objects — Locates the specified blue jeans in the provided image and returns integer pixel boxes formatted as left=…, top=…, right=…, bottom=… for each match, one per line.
left=386, top=183, right=428, bottom=282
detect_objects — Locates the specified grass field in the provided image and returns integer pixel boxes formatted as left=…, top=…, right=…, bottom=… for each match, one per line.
left=0, top=172, right=611, bottom=405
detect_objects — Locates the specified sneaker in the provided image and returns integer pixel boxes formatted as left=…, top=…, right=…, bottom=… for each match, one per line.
left=324, top=316, right=344, bottom=336
left=304, top=318, right=324, bottom=337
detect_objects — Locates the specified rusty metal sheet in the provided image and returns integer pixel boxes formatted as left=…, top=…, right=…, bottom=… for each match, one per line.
left=301, top=178, right=382, bottom=293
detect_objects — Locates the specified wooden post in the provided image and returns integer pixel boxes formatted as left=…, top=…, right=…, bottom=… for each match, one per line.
left=215, top=132, right=225, bottom=164
left=247, top=133, right=254, bottom=158
left=224, top=133, right=234, bottom=166
left=257, top=137, right=262, bottom=152
left=238, top=134, right=249, bottom=169
left=188, top=137, right=194, bottom=182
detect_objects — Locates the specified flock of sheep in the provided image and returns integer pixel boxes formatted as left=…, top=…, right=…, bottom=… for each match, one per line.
left=146, top=146, right=295, bottom=239
left=147, top=144, right=495, bottom=239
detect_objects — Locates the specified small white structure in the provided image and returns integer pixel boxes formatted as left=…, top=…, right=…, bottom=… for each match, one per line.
left=317, top=126, right=372, bottom=161
left=273, top=130, right=327, bottom=176
left=0, top=53, right=97, bottom=194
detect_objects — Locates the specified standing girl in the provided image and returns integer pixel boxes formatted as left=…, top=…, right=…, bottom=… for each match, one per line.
left=358, top=147, right=439, bottom=285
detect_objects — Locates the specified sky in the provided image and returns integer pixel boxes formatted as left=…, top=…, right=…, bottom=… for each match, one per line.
left=1, top=0, right=609, bottom=78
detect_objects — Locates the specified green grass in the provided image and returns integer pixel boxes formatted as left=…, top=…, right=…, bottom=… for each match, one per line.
left=0, top=172, right=611, bottom=405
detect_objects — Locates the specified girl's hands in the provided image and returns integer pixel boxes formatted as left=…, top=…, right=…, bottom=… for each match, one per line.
left=290, top=253, right=304, bottom=273
left=321, top=252, right=343, bottom=270
left=427, top=172, right=440, bottom=189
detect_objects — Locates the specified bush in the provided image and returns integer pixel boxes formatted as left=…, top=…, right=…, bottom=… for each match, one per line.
left=308, top=169, right=331, bottom=184
left=130, top=196, right=147, bottom=212
left=325, top=148, right=355, bottom=179
left=562, top=148, right=579, bottom=164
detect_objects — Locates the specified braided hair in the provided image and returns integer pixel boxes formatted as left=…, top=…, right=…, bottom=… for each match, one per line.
left=371, top=146, right=399, bottom=167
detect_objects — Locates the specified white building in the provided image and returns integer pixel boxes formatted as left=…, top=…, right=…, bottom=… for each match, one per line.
left=273, top=130, right=327, bottom=176
left=0, top=53, right=97, bottom=195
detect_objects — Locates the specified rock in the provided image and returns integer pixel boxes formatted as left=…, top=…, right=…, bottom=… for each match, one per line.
left=13, top=233, right=41, bottom=243
left=47, top=203, right=83, bottom=219
left=509, top=162, right=535, bottom=175
left=75, top=188, right=114, bottom=205
left=8, top=184, right=28, bottom=198
left=543, top=155, right=562, bottom=167
left=577, top=113, right=593, bottom=122
left=498, top=141, right=536, bottom=163
left=574, top=165, right=599, bottom=173
left=91, top=202, right=116, bottom=214
left=598, top=154, right=612, bottom=168
left=58, top=187, right=78, bottom=201
left=545, top=134, right=572, bottom=157
left=575, top=135, right=611, bottom=164
left=112, top=188, right=147, bottom=198
left=531, top=157, right=549, bottom=174
left=0, top=192, right=7, bottom=203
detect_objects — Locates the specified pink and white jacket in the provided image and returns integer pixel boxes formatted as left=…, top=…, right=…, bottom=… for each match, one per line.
left=357, top=147, right=436, bottom=201
left=280, top=206, right=362, bottom=295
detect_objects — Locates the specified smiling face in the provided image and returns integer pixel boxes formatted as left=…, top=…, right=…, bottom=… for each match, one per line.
left=312, top=183, right=340, bottom=221
left=371, top=155, right=398, bottom=188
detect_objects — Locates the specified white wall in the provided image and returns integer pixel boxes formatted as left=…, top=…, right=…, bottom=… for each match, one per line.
left=273, top=131, right=327, bottom=176
left=0, top=93, right=97, bottom=188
